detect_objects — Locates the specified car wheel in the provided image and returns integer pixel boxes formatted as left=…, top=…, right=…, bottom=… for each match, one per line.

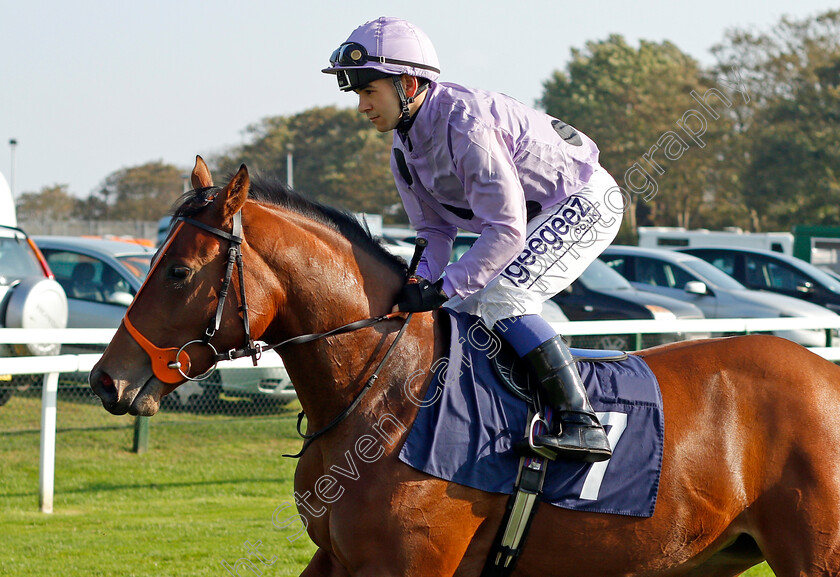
left=0, top=388, right=13, bottom=407
left=596, top=335, right=629, bottom=350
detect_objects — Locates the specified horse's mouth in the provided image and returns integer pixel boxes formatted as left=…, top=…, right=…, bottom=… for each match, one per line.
left=127, top=380, right=165, bottom=416
left=94, top=372, right=165, bottom=417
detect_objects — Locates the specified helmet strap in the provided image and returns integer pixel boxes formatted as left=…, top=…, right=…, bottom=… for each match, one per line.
left=393, top=76, right=429, bottom=132
left=393, top=76, right=412, bottom=131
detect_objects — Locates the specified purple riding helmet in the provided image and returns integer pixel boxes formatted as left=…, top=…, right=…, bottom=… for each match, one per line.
left=323, top=17, right=440, bottom=129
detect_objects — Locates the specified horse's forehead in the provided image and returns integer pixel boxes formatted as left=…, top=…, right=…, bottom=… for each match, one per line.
left=152, top=222, right=225, bottom=269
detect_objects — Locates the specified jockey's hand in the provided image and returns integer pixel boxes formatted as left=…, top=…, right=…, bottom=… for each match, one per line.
left=392, top=276, right=449, bottom=313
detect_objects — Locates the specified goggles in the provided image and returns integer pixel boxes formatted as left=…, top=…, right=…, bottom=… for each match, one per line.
left=329, top=42, right=441, bottom=73
left=335, top=68, right=392, bottom=91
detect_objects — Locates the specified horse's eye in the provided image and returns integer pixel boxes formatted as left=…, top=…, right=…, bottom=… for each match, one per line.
left=167, top=266, right=192, bottom=282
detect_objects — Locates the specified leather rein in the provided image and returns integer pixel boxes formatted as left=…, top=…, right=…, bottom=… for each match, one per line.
left=122, top=204, right=415, bottom=458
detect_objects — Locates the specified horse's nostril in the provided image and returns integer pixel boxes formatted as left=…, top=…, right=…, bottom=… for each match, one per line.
left=92, top=370, right=118, bottom=402
left=100, top=372, right=116, bottom=394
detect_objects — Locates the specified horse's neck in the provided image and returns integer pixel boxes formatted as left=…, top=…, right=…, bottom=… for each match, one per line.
left=251, top=209, right=431, bottom=427
left=287, top=313, right=441, bottom=432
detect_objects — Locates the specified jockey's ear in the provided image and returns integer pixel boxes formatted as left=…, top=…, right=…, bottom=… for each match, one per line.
left=191, top=155, right=214, bottom=189
left=402, top=75, right=420, bottom=98
left=220, top=164, right=250, bottom=218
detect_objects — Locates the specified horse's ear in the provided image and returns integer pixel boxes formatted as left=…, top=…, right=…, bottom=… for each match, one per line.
left=220, top=164, right=250, bottom=217
left=191, top=155, right=214, bottom=189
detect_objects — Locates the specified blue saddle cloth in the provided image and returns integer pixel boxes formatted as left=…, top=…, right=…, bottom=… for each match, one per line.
left=398, top=309, right=665, bottom=517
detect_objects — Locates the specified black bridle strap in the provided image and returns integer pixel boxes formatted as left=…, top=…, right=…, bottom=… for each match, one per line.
left=282, top=311, right=414, bottom=459
left=179, top=213, right=402, bottom=363
left=262, top=313, right=401, bottom=352
left=177, top=209, right=415, bottom=458
left=178, top=214, right=263, bottom=364
left=180, top=214, right=242, bottom=244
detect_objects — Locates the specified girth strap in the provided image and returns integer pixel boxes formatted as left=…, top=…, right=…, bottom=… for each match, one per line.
left=481, top=411, right=549, bottom=576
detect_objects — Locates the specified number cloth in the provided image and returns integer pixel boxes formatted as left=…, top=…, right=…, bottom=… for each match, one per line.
left=398, top=309, right=664, bottom=517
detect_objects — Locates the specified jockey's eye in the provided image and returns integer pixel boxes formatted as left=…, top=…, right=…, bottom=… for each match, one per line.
left=167, top=266, right=192, bottom=283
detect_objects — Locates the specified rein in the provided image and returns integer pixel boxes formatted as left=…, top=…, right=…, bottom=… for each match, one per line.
left=123, top=205, right=416, bottom=458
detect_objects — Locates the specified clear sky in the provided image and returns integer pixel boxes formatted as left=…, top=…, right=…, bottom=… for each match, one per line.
left=1, top=0, right=836, bottom=200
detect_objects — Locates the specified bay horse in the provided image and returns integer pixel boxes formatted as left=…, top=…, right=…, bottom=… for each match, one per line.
left=90, top=157, right=840, bottom=577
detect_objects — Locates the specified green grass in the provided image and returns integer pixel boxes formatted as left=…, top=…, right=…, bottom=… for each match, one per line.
left=0, top=394, right=775, bottom=576
left=0, top=394, right=315, bottom=576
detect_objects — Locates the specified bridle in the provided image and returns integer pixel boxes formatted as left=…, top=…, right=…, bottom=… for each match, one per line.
left=121, top=197, right=416, bottom=457
left=122, top=211, right=259, bottom=384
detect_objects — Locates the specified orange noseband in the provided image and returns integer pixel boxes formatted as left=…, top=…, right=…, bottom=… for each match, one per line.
left=122, top=221, right=193, bottom=384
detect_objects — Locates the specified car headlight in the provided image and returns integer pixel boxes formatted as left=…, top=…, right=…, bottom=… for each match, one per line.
left=645, top=305, right=677, bottom=321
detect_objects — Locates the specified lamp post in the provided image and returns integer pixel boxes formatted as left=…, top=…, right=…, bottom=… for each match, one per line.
left=9, top=138, right=17, bottom=199
left=286, top=143, right=294, bottom=190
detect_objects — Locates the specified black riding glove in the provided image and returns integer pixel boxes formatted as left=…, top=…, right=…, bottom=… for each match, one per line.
left=394, top=277, right=449, bottom=312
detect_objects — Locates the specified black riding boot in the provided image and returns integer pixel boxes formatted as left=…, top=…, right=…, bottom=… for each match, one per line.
left=525, top=336, right=612, bottom=463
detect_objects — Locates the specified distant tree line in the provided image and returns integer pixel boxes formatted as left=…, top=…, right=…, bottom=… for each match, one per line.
left=16, top=10, right=840, bottom=239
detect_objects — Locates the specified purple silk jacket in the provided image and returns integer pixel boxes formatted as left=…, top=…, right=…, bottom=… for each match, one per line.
left=391, top=81, right=602, bottom=300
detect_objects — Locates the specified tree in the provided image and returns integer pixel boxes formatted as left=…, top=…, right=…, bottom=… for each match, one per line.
left=711, top=10, right=840, bottom=230
left=214, top=107, right=402, bottom=221
left=95, top=161, right=186, bottom=220
left=540, top=35, right=739, bottom=240
left=15, top=184, right=78, bottom=221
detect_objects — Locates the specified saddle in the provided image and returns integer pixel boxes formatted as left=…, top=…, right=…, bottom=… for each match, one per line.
left=491, top=331, right=627, bottom=403
left=485, top=331, right=627, bottom=576
left=398, top=309, right=665, bottom=577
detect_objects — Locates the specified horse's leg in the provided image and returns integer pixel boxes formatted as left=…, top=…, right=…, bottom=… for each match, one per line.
left=749, top=453, right=840, bottom=576
left=300, top=548, right=351, bottom=577
left=327, top=467, right=503, bottom=577
left=752, top=481, right=840, bottom=576
left=741, top=347, right=840, bottom=577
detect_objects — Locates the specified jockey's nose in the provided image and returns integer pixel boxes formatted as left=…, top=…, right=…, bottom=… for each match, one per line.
left=357, top=94, right=371, bottom=114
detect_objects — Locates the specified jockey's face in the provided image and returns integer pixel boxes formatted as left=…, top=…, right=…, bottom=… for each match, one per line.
left=355, top=77, right=402, bottom=132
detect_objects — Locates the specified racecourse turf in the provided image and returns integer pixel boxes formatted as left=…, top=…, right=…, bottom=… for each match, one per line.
left=0, top=393, right=774, bottom=576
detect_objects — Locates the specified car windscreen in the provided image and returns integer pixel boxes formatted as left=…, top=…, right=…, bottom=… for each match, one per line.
left=118, top=254, right=152, bottom=282
left=682, top=258, right=747, bottom=290
left=0, top=231, right=45, bottom=285
left=580, top=259, right=633, bottom=291
left=790, top=259, right=840, bottom=293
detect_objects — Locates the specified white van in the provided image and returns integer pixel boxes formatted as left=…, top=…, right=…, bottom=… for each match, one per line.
left=0, top=170, right=15, bottom=227
left=638, top=227, right=793, bottom=255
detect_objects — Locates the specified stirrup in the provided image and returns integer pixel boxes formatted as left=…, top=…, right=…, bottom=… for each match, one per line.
left=524, top=412, right=558, bottom=460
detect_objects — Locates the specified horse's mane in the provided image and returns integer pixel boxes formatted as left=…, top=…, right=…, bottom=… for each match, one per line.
left=172, top=176, right=408, bottom=276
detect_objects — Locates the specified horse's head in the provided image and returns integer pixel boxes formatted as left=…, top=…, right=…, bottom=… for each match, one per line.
left=90, top=157, right=268, bottom=415
left=90, top=156, right=409, bottom=417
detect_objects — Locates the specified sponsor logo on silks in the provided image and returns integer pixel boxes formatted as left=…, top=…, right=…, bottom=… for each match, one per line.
left=501, top=196, right=601, bottom=288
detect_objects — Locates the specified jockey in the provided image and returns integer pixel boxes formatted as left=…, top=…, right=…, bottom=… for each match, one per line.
left=323, top=17, right=622, bottom=463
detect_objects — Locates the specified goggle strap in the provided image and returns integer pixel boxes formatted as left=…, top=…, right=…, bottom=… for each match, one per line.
left=330, top=42, right=440, bottom=74
left=367, top=55, right=440, bottom=73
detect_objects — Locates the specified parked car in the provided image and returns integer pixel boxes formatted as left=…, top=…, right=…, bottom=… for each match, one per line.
left=0, top=226, right=68, bottom=405
left=33, top=236, right=296, bottom=409
left=392, top=232, right=705, bottom=349
left=398, top=232, right=481, bottom=263
left=600, top=245, right=839, bottom=347
left=676, top=247, right=840, bottom=313
left=379, top=237, right=418, bottom=263
left=551, top=258, right=708, bottom=350
left=820, top=267, right=840, bottom=284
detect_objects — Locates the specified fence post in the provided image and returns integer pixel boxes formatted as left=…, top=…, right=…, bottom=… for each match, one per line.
left=39, top=371, right=59, bottom=513
left=133, top=416, right=150, bottom=454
